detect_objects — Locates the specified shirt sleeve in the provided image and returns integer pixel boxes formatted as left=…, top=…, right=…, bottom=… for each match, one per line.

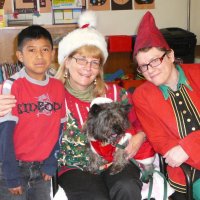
left=41, top=123, right=64, bottom=176
left=0, top=121, right=21, bottom=188
left=179, top=130, right=200, bottom=166
left=132, top=89, right=179, bottom=156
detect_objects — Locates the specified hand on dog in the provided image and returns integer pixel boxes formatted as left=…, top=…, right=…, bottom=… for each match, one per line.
left=126, top=131, right=146, bottom=159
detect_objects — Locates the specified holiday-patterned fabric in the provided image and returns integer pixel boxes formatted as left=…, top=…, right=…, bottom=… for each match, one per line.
left=57, top=83, right=149, bottom=175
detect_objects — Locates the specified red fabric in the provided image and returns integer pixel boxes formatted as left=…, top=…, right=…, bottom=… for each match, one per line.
left=81, top=24, right=89, bottom=28
left=133, top=11, right=170, bottom=56
left=134, top=140, right=155, bottom=160
left=108, top=35, right=132, bottom=52
left=90, top=141, right=115, bottom=162
left=90, top=129, right=155, bottom=163
left=10, top=77, right=66, bottom=161
left=132, top=64, right=200, bottom=186
left=59, top=83, right=155, bottom=175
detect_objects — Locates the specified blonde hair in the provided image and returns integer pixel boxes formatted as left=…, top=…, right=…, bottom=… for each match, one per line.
left=55, top=45, right=107, bottom=97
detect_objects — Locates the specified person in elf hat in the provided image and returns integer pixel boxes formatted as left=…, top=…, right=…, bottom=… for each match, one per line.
left=132, top=11, right=200, bottom=200
left=0, top=11, right=155, bottom=200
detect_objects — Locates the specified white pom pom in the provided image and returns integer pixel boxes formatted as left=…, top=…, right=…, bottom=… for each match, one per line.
left=78, top=11, right=97, bottom=29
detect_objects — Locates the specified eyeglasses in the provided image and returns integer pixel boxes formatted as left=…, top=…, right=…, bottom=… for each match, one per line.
left=137, top=52, right=167, bottom=73
left=72, top=57, right=100, bottom=69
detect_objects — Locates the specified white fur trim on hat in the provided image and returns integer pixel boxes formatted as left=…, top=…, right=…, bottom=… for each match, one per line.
left=90, top=97, right=113, bottom=107
left=58, top=11, right=108, bottom=65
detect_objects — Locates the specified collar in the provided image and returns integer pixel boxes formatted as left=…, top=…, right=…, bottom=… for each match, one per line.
left=159, top=65, right=192, bottom=100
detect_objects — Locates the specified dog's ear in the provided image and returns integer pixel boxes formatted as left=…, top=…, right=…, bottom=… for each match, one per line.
left=90, top=104, right=102, bottom=116
left=120, top=104, right=132, bottom=114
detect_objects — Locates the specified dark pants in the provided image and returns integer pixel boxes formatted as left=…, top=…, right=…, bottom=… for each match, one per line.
left=59, top=163, right=142, bottom=200
left=170, top=191, right=187, bottom=200
left=0, top=162, right=51, bottom=200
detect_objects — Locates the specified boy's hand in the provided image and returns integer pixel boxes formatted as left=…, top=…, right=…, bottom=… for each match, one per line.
left=42, top=173, right=52, bottom=181
left=0, top=94, right=16, bottom=116
left=8, top=186, right=23, bottom=195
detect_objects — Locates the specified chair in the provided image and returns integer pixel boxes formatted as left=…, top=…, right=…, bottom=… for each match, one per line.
left=158, top=154, right=193, bottom=200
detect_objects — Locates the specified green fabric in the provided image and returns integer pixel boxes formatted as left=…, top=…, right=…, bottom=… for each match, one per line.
left=57, top=87, right=130, bottom=171
left=159, top=65, right=192, bottom=100
left=65, top=79, right=94, bottom=102
left=193, top=178, right=200, bottom=200
left=57, top=111, right=89, bottom=171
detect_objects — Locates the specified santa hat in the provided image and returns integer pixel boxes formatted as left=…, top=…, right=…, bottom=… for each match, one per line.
left=58, top=11, right=108, bottom=65
left=133, top=11, right=170, bottom=56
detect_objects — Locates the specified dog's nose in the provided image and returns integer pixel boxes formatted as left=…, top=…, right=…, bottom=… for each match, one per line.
left=112, top=124, right=123, bottom=135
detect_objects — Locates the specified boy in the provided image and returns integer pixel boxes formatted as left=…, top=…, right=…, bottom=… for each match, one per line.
left=0, top=25, right=66, bottom=200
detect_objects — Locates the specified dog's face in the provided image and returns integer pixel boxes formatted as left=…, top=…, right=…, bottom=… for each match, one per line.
left=83, top=102, right=131, bottom=145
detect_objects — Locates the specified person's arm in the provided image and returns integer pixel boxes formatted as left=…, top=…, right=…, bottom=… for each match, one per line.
left=0, top=80, right=21, bottom=189
left=125, top=130, right=147, bottom=159
left=0, top=121, right=21, bottom=188
left=168, top=130, right=200, bottom=167
left=164, top=145, right=189, bottom=167
left=133, top=88, right=200, bottom=169
left=132, top=88, right=179, bottom=155
left=0, top=94, right=16, bottom=117
left=41, top=123, right=64, bottom=179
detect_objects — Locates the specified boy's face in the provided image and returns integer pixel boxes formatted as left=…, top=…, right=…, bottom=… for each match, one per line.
left=16, top=38, right=54, bottom=81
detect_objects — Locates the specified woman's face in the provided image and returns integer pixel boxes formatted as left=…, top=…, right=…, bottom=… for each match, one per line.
left=65, top=53, right=101, bottom=91
left=136, top=47, right=177, bottom=87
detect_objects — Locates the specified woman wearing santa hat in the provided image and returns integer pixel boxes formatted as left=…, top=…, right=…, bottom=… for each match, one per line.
left=132, top=11, right=200, bottom=200
left=54, top=10, right=148, bottom=200
left=0, top=11, right=154, bottom=200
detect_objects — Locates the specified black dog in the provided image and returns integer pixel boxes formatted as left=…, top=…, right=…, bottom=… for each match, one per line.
left=83, top=101, right=132, bottom=175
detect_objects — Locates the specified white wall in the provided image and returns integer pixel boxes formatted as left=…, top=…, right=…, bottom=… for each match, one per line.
left=96, top=0, right=199, bottom=45
left=96, top=0, right=188, bottom=35
left=32, top=0, right=200, bottom=44
left=190, top=0, right=200, bottom=45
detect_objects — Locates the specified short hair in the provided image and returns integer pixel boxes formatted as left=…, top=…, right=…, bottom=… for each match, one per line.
left=17, top=25, right=53, bottom=51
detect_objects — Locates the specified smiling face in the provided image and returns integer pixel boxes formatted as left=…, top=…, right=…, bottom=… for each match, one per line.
left=136, top=47, right=178, bottom=88
left=66, top=54, right=100, bottom=91
left=16, top=38, right=54, bottom=81
left=65, top=46, right=103, bottom=91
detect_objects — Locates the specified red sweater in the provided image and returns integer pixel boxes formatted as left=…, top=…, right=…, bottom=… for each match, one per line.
left=58, top=83, right=154, bottom=175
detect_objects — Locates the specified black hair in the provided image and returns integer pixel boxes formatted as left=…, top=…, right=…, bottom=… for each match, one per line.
left=17, top=25, right=53, bottom=51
